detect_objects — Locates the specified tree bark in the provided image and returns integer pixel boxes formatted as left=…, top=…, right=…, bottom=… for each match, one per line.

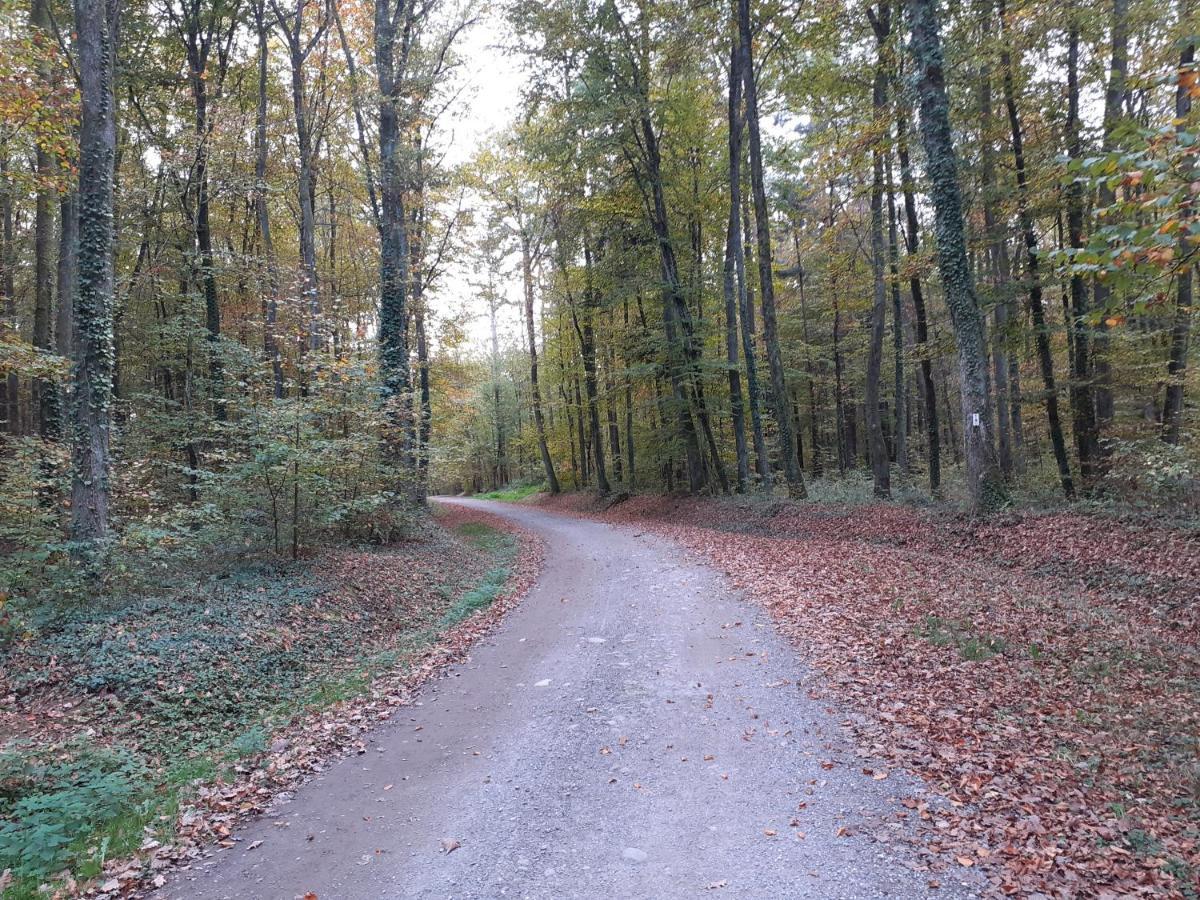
left=724, top=23, right=750, bottom=493
left=254, top=0, right=284, bottom=398
left=523, top=235, right=560, bottom=492
left=867, top=6, right=892, bottom=498
left=70, top=0, right=121, bottom=543
left=999, top=0, right=1074, bottom=496
left=1092, top=0, right=1128, bottom=425
left=578, top=240, right=609, bottom=493
left=375, top=0, right=414, bottom=467
left=1163, top=35, right=1195, bottom=444
left=906, top=0, right=1007, bottom=512
left=896, top=106, right=940, bottom=491
left=977, top=21, right=1013, bottom=477
left=739, top=0, right=805, bottom=497
left=31, top=0, right=55, bottom=436
left=884, top=151, right=908, bottom=474
left=1065, top=17, right=1102, bottom=487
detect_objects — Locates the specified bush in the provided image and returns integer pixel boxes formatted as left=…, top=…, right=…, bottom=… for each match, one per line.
left=1102, top=438, right=1199, bottom=517
left=0, top=739, right=150, bottom=879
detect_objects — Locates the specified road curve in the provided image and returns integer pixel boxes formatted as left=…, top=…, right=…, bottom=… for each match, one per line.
left=163, top=497, right=974, bottom=899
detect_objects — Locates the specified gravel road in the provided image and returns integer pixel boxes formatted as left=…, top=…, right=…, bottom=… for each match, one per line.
left=164, top=498, right=978, bottom=899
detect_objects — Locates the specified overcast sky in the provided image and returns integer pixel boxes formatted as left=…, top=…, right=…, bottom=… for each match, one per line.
left=430, top=9, right=529, bottom=357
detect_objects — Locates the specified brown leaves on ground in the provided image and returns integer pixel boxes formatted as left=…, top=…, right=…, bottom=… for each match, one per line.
left=540, top=493, right=1199, bottom=899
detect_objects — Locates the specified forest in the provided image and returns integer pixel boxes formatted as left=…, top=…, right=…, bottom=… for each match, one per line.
left=0, top=0, right=1197, bottom=893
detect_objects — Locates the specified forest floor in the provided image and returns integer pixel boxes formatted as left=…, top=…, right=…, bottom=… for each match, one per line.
left=0, top=504, right=541, bottom=899
left=533, top=491, right=1200, bottom=898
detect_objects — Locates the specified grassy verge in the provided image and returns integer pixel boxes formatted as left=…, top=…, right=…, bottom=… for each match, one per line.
left=0, top=519, right=518, bottom=898
left=474, top=482, right=544, bottom=502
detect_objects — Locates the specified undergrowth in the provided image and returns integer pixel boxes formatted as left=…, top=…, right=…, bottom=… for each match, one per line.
left=0, top=519, right=517, bottom=896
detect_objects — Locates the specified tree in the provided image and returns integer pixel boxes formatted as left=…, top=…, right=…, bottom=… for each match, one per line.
left=70, top=0, right=121, bottom=543
left=740, top=0, right=805, bottom=498
left=906, top=0, right=1007, bottom=512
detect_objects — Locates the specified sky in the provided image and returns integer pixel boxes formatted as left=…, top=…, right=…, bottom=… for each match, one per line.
left=430, top=9, right=531, bottom=356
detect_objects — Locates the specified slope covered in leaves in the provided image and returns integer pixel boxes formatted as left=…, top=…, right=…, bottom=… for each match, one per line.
left=0, top=504, right=542, bottom=898
left=539, top=493, right=1200, bottom=898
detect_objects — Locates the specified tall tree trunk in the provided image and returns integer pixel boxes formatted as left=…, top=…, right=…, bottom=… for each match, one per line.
left=723, top=25, right=750, bottom=493
left=70, top=0, right=120, bottom=543
left=1066, top=17, right=1102, bottom=487
left=413, top=274, right=432, bottom=479
left=739, top=194, right=771, bottom=483
left=884, top=153, right=908, bottom=474
left=999, top=0, right=1074, bottom=496
left=896, top=106, right=940, bottom=490
left=1163, top=33, right=1195, bottom=443
left=633, top=122, right=705, bottom=492
left=31, top=0, right=55, bottom=436
left=1092, top=0, right=1128, bottom=425
left=52, top=192, right=77, bottom=437
left=375, top=0, right=413, bottom=467
left=623, top=297, right=636, bottom=485
left=906, top=0, right=1007, bottom=512
left=523, top=234, right=560, bottom=492
left=488, top=289, right=504, bottom=487
left=173, top=0, right=233, bottom=420
left=579, top=240, right=609, bottom=493
left=0, top=161, right=16, bottom=436
left=605, top=334, right=623, bottom=483
left=254, top=0, right=284, bottom=398
left=867, top=6, right=892, bottom=498
left=739, top=0, right=805, bottom=497
left=792, top=228, right=822, bottom=476
left=977, top=23, right=1013, bottom=477
left=277, top=0, right=322, bottom=362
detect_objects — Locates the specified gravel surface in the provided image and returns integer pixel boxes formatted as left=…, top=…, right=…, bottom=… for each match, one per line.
left=163, top=498, right=979, bottom=899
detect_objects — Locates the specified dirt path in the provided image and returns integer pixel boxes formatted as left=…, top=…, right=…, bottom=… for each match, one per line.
left=163, top=499, right=976, bottom=899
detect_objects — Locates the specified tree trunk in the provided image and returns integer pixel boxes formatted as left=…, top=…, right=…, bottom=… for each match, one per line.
left=605, top=334, right=623, bottom=483
left=1092, top=0, right=1128, bottom=425
left=999, top=0, right=1074, bottom=496
left=173, top=0, right=232, bottom=421
left=884, top=152, right=908, bottom=474
left=255, top=0, right=284, bottom=398
left=867, top=6, right=892, bottom=498
left=31, top=0, right=55, bottom=436
left=52, top=192, right=77, bottom=437
left=1, top=161, right=16, bottom=436
left=740, top=0, right=805, bottom=497
left=723, top=27, right=750, bottom=493
left=70, top=0, right=121, bottom=544
left=977, top=25, right=1013, bottom=477
left=623, top=297, right=636, bottom=485
left=279, top=0, right=322, bottom=361
left=375, top=0, right=413, bottom=466
left=896, top=107, right=940, bottom=491
left=579, top=240, right=609, bottom=493
left=792, top=228, right=822, bottom=476
left=1163, top=34, right=1195, bottom=443
left=906, top=0, right=1007, bottom=512
left=739, top=193, right=771, bottom=483
left=523, top=235, right=560, bottom=492
left=1065, top=17, right=1102, bottom=488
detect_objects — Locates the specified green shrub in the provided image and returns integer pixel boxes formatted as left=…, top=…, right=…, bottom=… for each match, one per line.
left=0, top=740, right=150, bottom=879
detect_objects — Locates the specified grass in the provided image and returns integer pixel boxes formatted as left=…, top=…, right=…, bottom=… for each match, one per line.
left=917, top=614, right=1008, bottom=661
left=474, top=482, right=544, bottom=502
left=0, top=520, right=518, bottom=898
